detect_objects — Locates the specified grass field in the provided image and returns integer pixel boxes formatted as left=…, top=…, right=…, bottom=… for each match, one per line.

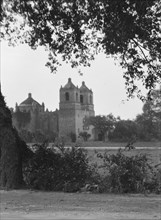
left=28, top=141, right=161, bottom=149
left=86, top=149, right=161, bottom=178
left=1, top=190, right=161, bottom=220
left=86, top=146, right=161, bottom=168
left=70, top=141, right=161, bottom=167
left=27, top=141, right=161, bottom=166
left=81, top=141, right=161, bottom=148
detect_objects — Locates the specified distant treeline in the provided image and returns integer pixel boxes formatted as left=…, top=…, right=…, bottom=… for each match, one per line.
left=86, top=93, right=161, bottom=142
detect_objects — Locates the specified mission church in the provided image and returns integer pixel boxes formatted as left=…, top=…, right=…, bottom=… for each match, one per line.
left=12, top=78, right=95, bottom=141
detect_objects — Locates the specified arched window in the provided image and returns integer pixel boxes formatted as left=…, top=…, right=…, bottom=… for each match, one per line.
left=65, top=92, right=69, bottom=101
left=90, top=95, right=92, bottom=104
left=76, top=93, right=78, bottom=102
left=80, top=95, right=83, bottom=104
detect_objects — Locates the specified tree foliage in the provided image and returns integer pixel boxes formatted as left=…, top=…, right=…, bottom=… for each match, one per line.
left=86, top=114, right=116, bottom=141
left=1, top=0, right=161, bottom=97
left=92, top=88, right=161, bottom=141
left=24, top=143, right=91, bottom=192
left=79, top=131, right=91, bottom=141
left=97, top=148, right=160, bottom=193
left=109, top=119, right=137, bottom=142
left=135, top=88, right=161, bottom=140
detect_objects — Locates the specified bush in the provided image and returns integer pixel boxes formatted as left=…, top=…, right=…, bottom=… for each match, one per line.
left=79, top=132, right=91, bottom=141
left=23, top=142, right=161, bottom=194
left=23, top=142, right=92, bottom=191
left=97, top=148, right=160, bottom=193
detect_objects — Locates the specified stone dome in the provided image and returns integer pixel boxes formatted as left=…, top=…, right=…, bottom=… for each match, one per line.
left=19, top=93, right=41, bottom=107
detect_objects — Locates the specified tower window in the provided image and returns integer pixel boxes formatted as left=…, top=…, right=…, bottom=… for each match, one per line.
left=76, top=93, right=78, bottom=102
left=65, top=92, right=69, bottom=101
left=80, top=95, right=83, bottom=104
left=90, top=95, right=92, bottom=104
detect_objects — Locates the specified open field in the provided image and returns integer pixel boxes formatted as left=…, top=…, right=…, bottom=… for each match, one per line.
left=27, top=141, right=161, bottom=149
left=1, top=190, right=161, bottom=220
left=82, top=141, right=161, bottom=167
left=81, top=141, right=161, bottom=148
left=87, top=147, right=161, bottom=167
left=27, top=141, right=161, bottom=167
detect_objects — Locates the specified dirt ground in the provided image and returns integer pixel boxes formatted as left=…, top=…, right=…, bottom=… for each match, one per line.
left=0, top=190, right=161, bottom=220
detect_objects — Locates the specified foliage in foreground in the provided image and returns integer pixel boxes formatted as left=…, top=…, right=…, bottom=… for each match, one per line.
left=23, top=142, right=161, bottom=194
left=97, top=148, right=161, bottom=194
left=23, top=143, right=91, bottom=192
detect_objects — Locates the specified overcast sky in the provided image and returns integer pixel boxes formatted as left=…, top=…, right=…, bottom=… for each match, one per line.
left=1, top=41, right=144, bottom=119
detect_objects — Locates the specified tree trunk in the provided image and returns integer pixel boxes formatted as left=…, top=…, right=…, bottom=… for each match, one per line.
left=0, top=90, right=31, bottom=189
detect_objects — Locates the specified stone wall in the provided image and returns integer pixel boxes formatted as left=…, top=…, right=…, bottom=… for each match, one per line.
left=59, top=108, right=76, bottom=140
left=12, top=109, right=59, bottom=141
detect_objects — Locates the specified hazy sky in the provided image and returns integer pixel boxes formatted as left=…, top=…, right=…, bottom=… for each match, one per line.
left=1, top=41, right=144, bottom=119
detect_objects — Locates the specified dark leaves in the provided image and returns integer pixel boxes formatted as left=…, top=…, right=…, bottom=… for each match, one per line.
left=1, top=0, right=161, bottom=98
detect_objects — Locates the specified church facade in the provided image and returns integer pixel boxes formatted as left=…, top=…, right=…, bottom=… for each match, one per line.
left=12, top=78, right=95, bottom=142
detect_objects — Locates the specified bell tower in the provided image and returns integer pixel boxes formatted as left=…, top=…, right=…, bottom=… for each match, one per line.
left=59, top=78, right=95, bottom=141
left=79, top=81, right=94, bottom=115
left=59, top=78, right=80, bottom=110
left=59, top=78, right=81, bottom=139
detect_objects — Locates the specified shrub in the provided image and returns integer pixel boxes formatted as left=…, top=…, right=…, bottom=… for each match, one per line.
left=23, top=142, right=92, bottom=191
left=23, top=142, right=161, bottom=194
left=79, top=132, right=91, bottom=141
left=152, top=165, right=161, bottom=194
left=97, top=148, right=160, bottom=193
